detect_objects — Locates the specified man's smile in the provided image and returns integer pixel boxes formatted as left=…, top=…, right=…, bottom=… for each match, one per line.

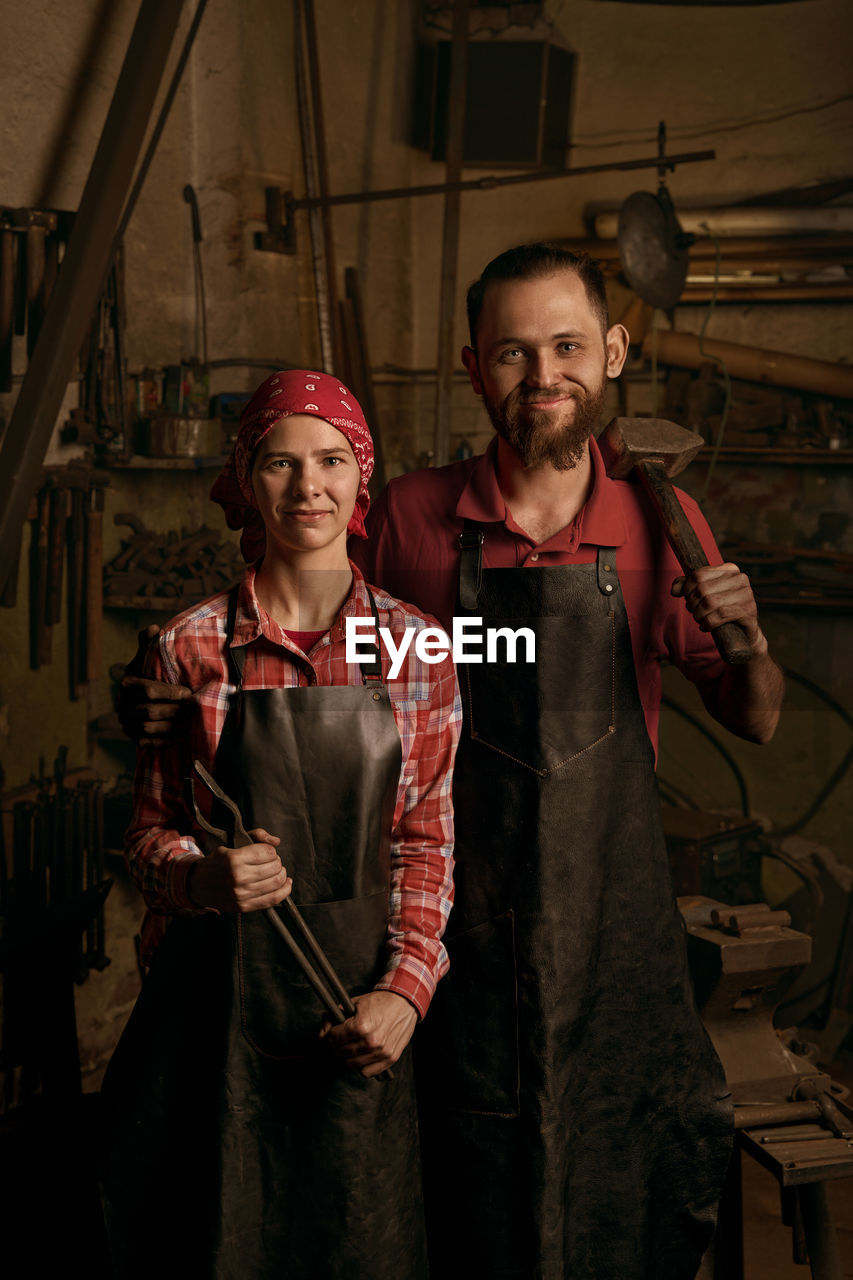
left=518, top=394, right=573, bottom=409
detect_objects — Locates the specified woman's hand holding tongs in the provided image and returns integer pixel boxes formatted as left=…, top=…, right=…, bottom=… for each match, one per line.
left=186, top=826, right=293, bottom=913
left=320, top=991, right=418, bottom=1079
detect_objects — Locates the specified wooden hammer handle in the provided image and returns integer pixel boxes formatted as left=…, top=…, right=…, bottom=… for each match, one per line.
left=637, top=460, right=753, bottom=666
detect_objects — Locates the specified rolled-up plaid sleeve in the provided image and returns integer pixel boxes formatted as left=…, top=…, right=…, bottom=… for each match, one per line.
left=375, top=637, right=461, bottom=1019
left=124, top=638, right=206, bottom=918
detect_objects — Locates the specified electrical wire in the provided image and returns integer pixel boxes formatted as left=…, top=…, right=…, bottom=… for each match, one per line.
left=660, top=667, right=853, bottom=837
left=660, top=694, right=751, bottom=816
left=656, top=777, right=701, bottom=810
left=761, top=846, right=824, bottom=938
left=569, top=93, right=853, bottom=149
left=771, top=667, right=853, bottom=838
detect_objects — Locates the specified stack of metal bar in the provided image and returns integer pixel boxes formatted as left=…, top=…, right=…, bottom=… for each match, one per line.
left=104, top=514, right=244, bottom=607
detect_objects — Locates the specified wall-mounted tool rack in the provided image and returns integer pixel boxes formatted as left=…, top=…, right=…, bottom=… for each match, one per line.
left=0, top=206, right=74, bottom=394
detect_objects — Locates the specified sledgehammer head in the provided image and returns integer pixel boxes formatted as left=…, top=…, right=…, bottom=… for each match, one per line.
left=598, top=417, right=704, bottom=481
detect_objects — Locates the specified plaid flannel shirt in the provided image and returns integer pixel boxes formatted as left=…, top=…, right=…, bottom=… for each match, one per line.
left=125, top=562, right=461, bottom=1018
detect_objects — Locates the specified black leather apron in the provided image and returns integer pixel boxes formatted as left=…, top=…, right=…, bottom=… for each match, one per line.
left=417, top=526, right=733, bottom=1280
left=99, top=588, right=427, bottom=1280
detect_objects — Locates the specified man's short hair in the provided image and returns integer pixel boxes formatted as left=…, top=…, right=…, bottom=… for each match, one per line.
left=466, top=242, right=609, bottom=347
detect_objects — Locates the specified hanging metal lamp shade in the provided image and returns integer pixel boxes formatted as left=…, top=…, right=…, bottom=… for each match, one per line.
left=617, top=186, right=691, bottom=309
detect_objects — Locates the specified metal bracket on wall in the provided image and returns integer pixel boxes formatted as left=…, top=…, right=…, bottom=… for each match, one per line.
left=254, top=187, right=296, bottom=255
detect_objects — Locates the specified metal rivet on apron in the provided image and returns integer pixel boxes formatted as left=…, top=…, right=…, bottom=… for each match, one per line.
left=372, top=691, right=382, bottom=701
left=603, top=563, right=611, bottom=572
left=605, top=583, right=614, bottom=592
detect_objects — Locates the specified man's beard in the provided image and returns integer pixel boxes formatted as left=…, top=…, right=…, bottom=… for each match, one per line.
left=484, top=371, right=608, bottom=471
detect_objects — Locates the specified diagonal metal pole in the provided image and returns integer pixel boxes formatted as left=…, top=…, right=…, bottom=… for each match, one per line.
left=433, top=0, right=469, bottom=468
left=0, top=0, right=187, bottom=574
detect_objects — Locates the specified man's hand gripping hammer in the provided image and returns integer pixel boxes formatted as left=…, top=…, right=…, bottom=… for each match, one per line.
left=598, top=417, right=752, bottom=665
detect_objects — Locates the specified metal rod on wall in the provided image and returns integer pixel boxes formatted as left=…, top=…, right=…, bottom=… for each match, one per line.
left=303, top=0, right=343, bottom=372
left=0, top=0, right=187, bottom=574
left=293, top=0, right=338, bottom=374
left=433, top=0, right=469, bottom=469
left=287, top=149, right=716, bottom=213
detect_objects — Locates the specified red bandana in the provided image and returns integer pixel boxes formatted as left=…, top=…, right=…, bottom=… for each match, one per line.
left=210, top=370, right=374, bottom=561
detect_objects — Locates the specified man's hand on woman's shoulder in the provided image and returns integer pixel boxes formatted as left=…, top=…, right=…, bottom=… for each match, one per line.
left=117, top=624, right=193, bottom=746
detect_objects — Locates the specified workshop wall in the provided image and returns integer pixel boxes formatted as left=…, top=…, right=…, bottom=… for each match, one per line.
left=0, top=0, right=851, bottom=1088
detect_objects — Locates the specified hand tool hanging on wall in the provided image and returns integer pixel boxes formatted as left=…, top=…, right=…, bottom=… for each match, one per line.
left=73, top=258, right=128, bottom=450
left=20, top=467, right=107, bottom=683
left=598, top=416, right=752, bottom=664
left=67, top=486, right=86, bottom=700
left=46, top=484, right=66, bottom=629
left=104, top=260, right=128, bottom=451
left=28, top=487, right=51, bottom=670
left=183, top=184, right=208, bottom=367
left=0, top=527, right=22, bottom=609
left=25, top=217, right=47, bottom=359
left=0, top=208, right=66, bottom=393
left=85, top=485, right=104, bottom=684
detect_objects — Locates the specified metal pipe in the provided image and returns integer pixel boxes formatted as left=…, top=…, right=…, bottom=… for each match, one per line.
left=595, top=205, right=853, bottom=240
left=287, top=149, right=716, bottom=212
left=293, top=0, right=335, bottom=373
left=433, top=0, right=469, bottom=468
left=642, top=328, right=853, bottom=400
left=0, top=0, right=186, bottom=575
left=734, top=1102, right=821, bottom=1129
left=303, top=0, right=342, bottom=371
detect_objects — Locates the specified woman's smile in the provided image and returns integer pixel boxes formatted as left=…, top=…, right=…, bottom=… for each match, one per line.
left=283, top=507, right=333, bottom=521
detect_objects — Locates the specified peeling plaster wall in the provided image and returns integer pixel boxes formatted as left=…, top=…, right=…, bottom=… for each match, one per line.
left=0, top=0, right=851, bottom=1085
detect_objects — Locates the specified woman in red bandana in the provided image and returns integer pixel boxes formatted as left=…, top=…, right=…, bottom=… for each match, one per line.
left=99, top=371, right=461, bottom=1280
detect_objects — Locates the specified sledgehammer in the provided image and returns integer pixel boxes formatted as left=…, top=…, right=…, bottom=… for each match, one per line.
left=598, top=417, right=752, bottom=665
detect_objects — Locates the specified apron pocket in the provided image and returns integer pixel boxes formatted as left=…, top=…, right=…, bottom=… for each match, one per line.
left=237, top=889, right=388, bottom=1060
left=463, top=613, right=617, bottom=774
left=420, top=911, right=520, bottom=1116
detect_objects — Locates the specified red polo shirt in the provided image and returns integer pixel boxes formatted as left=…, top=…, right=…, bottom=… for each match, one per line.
left=351, top=437, right=727, bottom=755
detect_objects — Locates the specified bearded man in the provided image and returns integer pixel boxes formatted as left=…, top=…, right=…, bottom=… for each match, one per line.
left=350, top=243, right=783, bottom=1279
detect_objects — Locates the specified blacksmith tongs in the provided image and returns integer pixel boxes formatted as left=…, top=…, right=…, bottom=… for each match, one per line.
left=188, top=758, right=358, bottom=1025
